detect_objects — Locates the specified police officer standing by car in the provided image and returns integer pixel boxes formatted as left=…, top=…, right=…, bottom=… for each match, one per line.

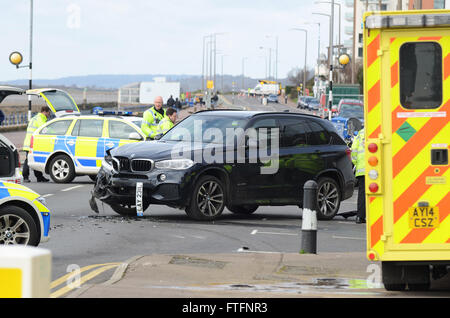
left=23, top=106, right=51, bottom=183
left=156, top=107, right=177, bottom=136
left=141, top=96, right=166, bottom=139
left=352, top=128, right=366, bottom=224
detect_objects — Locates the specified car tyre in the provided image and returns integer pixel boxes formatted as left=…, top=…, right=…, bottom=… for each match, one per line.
left=0, top=205, right=39, bottom=246
left=185, top=175, right=225, bottom=221
left=227, top=205, right=258, bottom=215
left=49, top=154, right=76, bottom=183
left=316, top=177, right=341, bottom=220
left=110, top=202, right=150, bottom=217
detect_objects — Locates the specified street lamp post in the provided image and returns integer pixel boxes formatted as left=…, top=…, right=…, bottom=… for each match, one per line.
left=9, top=1, right=34, bottom=121
left=315, top=1, right=341, bottom=56
left=266, top=35, right=278, bottom=82
left=259, top=47, right=272, bottom=80
left=242, top=57, right=248, bottom=90
left=312, top=12, right=331, bottom=68
left=289, top=28, right=308, bottom=96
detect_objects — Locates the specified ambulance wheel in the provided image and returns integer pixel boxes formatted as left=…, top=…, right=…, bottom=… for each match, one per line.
left=110, top=202, right=149, bottom=217
left=49, top=154, right=76, bottom=183
left=382, top=262, right=406, bottom=291
left=0, top=205, right=40, bottom=246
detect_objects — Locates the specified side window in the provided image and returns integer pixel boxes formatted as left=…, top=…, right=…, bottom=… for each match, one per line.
left=279, top=118, right=308, bottom=148
left=307, top=122, right=330, bottom=145
left=248, top=118, right=279, bottom=147
left=250, top=118, right=277, bottom=129
left=40, top=120, right=72, bottom=135
left=109, top=120, right=139, bottom=139
left=72, top=119, right=104, bottom=138
left=400, top=42, right=442, bottom=109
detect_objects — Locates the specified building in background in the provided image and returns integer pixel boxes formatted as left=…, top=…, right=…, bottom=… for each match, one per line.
left=118, top=77, right=180, bottom=107
left=408, top=0, right=447, bottom=9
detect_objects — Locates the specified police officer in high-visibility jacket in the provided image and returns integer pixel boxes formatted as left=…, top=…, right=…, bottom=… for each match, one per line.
left=156, top=107, right=178, bottom=136
left=23, top=106, right=51, bottom=183
left=351, top=128, right=365, bottom=224
left=141, top=96, right=166, bottom=139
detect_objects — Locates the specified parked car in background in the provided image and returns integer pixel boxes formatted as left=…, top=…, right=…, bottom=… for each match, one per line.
left=298, top=96, right=320, bottom=110
left=267, top=94, right=278, bottom=103
left=334, top=99, right=363, bottom=114
left=331, top=103, right=364, bottom=145
left=28, top=113, right=146, bottom=183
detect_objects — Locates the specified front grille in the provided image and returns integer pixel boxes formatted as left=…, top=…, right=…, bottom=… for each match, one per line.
left=112, top=157, right=130, bottom=172
left=131, top=159, right=153, bottom=172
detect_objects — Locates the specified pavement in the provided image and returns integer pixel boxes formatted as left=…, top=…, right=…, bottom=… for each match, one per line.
left=69, top=252, right=386, bottom=298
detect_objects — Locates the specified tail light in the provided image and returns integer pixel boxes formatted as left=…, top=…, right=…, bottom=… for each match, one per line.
left=367, top=139, right=382, bottom=193
left=30, top=135, right=34, bottom=149
left=345, top=148, right=352, bottom=161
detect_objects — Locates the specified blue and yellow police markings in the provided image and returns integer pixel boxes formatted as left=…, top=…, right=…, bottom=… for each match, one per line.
left=32, top=136, right=122, bottom=169
left=0, top=181, right=51, bottom=241
left=50, top=262, right=122, bottom=298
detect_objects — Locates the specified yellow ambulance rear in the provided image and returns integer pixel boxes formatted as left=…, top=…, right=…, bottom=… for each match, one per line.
left=364, top=10, right=450, bottom=291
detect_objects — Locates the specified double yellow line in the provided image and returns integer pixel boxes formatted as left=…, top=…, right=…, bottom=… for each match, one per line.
left=50, top=262, right=121, bottom=298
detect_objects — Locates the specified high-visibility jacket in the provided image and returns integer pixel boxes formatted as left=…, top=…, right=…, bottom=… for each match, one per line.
left=351, top=128, right=365, bottom=177
left=23, top=113, right=48, bottom=151
left=156, top=117, right=174, bottom=135
left=141, top=106, right=166, bottom=138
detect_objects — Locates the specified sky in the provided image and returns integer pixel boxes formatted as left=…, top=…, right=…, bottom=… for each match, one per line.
left=1, top=0, right=348, bottom=81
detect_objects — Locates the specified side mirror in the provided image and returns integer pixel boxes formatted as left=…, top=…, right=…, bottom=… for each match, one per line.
left=128, top=132, right=143, bottom=141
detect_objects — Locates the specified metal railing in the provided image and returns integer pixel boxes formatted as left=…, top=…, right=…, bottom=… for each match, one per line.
left=0, top=112, right=28, bottom=127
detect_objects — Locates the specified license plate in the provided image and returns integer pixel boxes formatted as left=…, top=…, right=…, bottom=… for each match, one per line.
left=136, top=182, right=144, bottom=217
left=409, top=206, right=439, bottom=229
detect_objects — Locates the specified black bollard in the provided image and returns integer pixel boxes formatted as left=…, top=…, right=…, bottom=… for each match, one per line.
left=300, top=180, right=318, bottom=254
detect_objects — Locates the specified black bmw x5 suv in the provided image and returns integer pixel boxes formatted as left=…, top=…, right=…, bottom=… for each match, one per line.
left=91, top=110, right=355, bottom=221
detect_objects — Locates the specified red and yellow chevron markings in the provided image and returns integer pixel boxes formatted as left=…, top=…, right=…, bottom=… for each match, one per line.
left=389, top=35, right=450, bottom=246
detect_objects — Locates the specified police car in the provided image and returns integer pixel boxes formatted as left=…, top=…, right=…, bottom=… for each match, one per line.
left=331, top=102, right=364, bottom=145
left=28, top=112, right=146, bottom=183
left=0, top=182, right=50, bottom=246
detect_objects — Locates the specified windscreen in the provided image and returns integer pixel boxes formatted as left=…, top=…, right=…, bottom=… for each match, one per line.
left=161, top=115, right=248, bottom=144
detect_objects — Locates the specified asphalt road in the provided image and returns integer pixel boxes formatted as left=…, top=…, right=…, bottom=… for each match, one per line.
left=5, top=97, right=367, bottom=296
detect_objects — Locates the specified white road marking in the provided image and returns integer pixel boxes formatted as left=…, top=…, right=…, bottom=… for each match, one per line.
left=237, top=248, right=281, bottom=254
left=61, top=185, right=84, bottom=192
left=42, top=194, right=54, bottom=198
left=332, top=235, right=365, bottom=241
left=251, top=229, right=298, bottom=236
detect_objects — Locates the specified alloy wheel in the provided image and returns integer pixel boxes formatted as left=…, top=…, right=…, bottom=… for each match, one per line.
left=0, top=214, right=31, bottom=245
left=52, top=159, right=70, bottom=181
left=196, top=180, right=224, bottom=217
left=317, top=181, right=339, bottom=218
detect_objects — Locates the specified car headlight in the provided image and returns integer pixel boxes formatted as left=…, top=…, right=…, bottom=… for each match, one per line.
left=154, top=159, right=194, bottom=170
left=36, top=196, right=48, bottom=208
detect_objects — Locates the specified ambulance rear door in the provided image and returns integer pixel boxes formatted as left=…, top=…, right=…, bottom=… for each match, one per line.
left=366, top=13, right=450, bottom=261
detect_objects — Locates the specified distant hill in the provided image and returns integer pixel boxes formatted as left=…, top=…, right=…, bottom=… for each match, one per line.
left=2, top=74, right=290, bottom=92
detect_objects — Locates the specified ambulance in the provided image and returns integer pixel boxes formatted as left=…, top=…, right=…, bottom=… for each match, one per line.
left=364, top=10, right=450, bottom=290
